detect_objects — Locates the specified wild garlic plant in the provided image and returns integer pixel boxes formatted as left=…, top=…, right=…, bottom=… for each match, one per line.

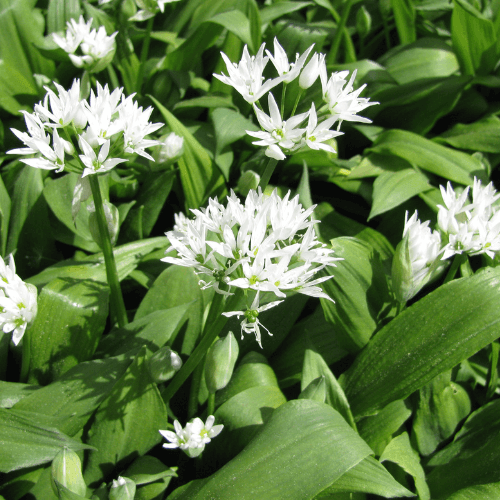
left=213, top=38, right=378, bottom=188
left=8, top=79, right=163, bottom=328
left=393, top=178, right=500, bottom=302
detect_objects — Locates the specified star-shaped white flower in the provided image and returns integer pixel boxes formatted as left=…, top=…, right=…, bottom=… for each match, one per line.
left=78, top=138, right=127, bottom=177
left=266, top=38, right=314, bottom=84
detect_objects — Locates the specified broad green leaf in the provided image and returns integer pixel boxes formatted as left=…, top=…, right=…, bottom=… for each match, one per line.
left=84, top=347, right=168, bottom=486
left=369, top=168, right=430, bottom=219
left=28, top=278, right=109, bottom=385
left=357, top=400, right=412, bottom=457
left=96, top=305, right=190, bottom=358
left=0, top=382, right=39, bottom=408
left=369, top=129, right=485, bottom=185
left=380, top=38, right=459, bottom=84
left=27, top=237, right=167, bottom=288
left=174, top=95, right=236, bottom=111
left=135, top=265, right=205, bottom=355
left=150, top=96, right=225, bottom=210
left=380, top=433, right=430, bottom=500
left=412, top=371, right=471, bottom=456
left=435, top=115, right=500, bottom=153
left=259, top=1, right=312, bottom=25
left=120, top=170, right=175, bottom=241
left=320, top=237, right=393, bottom=352
left=171, top=400, right=373, bottom=500
left=316, top=456, right=413, bottom=498
left=14, top=353, right=134, bottom=436
left=451, top=0, right=499, bottom=75
left=391, top=0, right=416, bottom=44
left=0, top=175, right=10, bottom=255
left=446, top=483, right=500, bottom=500
left=302, top=348, right=355, bottom=428
left=124, top=456, right=176, bottom=500
left=272, top=306, right=348, bottom=387
left=0, top=409, right=91, bottom=473
left=208, top=10, right=254, bottom=51
left=216, top=351, right=279, bottom=407
left=299, top=376, right=327, bottom=403
left=0, top=463, right=45, bottom=500
left=427, top=399, right=500, bottom=498
left=348, top=153, right=413, bottom=179
left=47, top=0, right=81, bottom=33
left=342, top=267, right=500, bottom=418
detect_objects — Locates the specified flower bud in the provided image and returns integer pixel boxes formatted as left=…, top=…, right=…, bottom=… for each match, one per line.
left=237, top=170, right=260, bottom=196
left=356, top=5, right=372, bottom=39
left=109, top=476, right=136, bottom=500
left=205, top=331, right=239, bottom=394
left=148, top=346, right=182, bottom=383
left=88, top=200, right=120, bottom=248
left=156, top=132, right=184, bottom=164
left=51, top=448, right=87, bottom=498
left=299, top=53, right=324, bottom=89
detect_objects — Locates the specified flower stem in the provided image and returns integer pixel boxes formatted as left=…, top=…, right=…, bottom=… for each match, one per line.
left=163, top=289, right=242, bottom=404
left=280, top=83, right=287, bottom=118
left=137, top=17, right=154, bottom=94
left=326, top=0, right=354, bottom=65
left=258, top=158, right=278, bottom=192
left=207, top=392, right=215, bottom=416
left=443, top=254, right=464, bottom=284
left=20, top=327, right=31, bottom=383
left=291, top=89, right=303, bottom=117
left=486, top=341, right=499, bottom=400
left=88, top=175, right=128, bottom=327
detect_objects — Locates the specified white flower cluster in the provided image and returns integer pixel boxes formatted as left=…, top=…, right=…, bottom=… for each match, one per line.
left=9, top=79, right=163, bottom=177
left=213, top=38, right=377, bottom=160
left=162, top=188, right=340, bottom=346
left=0, top=255, right=38, bottom=346
left=398, top=178, right=500, bottom=299
left=130, top=0, right=181, bottom=21
left=53, top=16, right=117, bottom=73
left=159, top=415, right=223, bottom=458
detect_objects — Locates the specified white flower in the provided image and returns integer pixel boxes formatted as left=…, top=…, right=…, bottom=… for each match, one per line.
left=159, top=416, right=223, bottom=458
left=266, top=39, right=314, bottom=84
left=246, top=93, right=308, bottom=160
left=130, top=0, right=181, bottom=21
left=222, top=292, right=283, bottom=348
left=303, top=103, right=343, bottom=153
left=156, top=132, right=184, bottom=162
left=0, top=255, right=38, bottom=346
left=299, top=53, right=325, bottom=89
left=321, top=69, right=378, bottom=126
left=78, top=138, right=127, bottom=177
left=53, top=16, right=92, bottom=54
left=403, top=211, right=442, bottom=284
left=213, top=44, right=284, bottom=104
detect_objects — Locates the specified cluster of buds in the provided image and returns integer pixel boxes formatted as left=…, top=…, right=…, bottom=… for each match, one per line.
left=53, top=16, right=117, bottom=73
left=159, top=415, right=223, bottom=458
left=8, top=79, right=163, bottom=178
left=162, top=188, right=340, bottom=346
left=393, top=178, right=500, bottom=302
left=0, top=255, right=38, bottom=346
left=214, top=39, right=377, bottom=160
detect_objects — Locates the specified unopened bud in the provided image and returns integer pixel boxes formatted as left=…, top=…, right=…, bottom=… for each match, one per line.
left=237, top=170, right=260, bottom=196
left=109, top=476, right=136, bottom=500
left=148, top=346, right=182, bottom=383
left=356, top=5, right=372, bottom=39
left=51, top=448, right=87, bottom=497
left=391, top=234, right=415, bottom=304
left=88, top=200, right=120, bottom=247
left=156, top=132, right=184, bottom=164
left=205, top=331, right=239, bottom=394
left=299, top=53, right=324, bottom=89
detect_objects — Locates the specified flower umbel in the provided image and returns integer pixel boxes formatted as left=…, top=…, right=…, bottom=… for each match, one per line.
left=159, top=416, right=223, bottom=458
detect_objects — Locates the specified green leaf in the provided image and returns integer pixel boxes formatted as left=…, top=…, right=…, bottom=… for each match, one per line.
left=369, top=129, right=486, bottom=185
left=380, top=432, right=430, bottom=500
left=149, top=95, right=225, bottom=210
left=208, top=10, right=254, bottom=51
left=47, top=0, right=81, bottom=33
left=316, top=455, right=414, bottom=498
left=391, top=0, right=416, bottom=44
left=320, top=237, right=393, bottom=352
left=451, top=0, right=499, bottom=75
left=27, top=278, right=109, bottom=384
left=171, top=400, right=373, bottom=500
left=120, top=170, right=174, bottom=241
left=0, top=175, right=10, bottom=255
left=0, top=382, right=40, bottom=408
left=342, top=267, right=500, bottom=418
left=27, top=237, right=167, bottom=288
left=83, top=347, right=169, bottom=487
left=446, top=483, right=500, bottom=500
left=259, top=1, right=313, bottom=25
left=427, top=399, right=500, bottom=498
left=0, top=409, right=92, bottom=473
left=369, top=168, right=430, bottom=219
left=14, top=353, right=134, bottom=437
left=412, top=371, right=471, bottom=456
left=124, top=456, right=176, bottom=500
left=358, top=400, right=412, bottom=457
left=435, top=115, right=500, bottom=153
left=302, top=348, right=356, bottom=429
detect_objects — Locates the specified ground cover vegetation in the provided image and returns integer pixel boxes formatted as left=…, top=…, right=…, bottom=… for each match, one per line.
left=1, top=0, right=500, bottom=498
